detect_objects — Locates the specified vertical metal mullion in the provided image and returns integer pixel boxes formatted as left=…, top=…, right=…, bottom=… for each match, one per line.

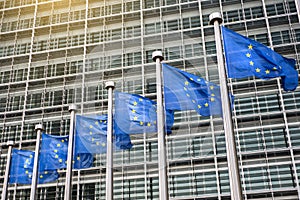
left=263, top=1, right=300, bottom=198
left=139, top=1, right=149, bottom=198
left=19, top=0, right=38, bottom=145
left=284, top=0, right=300, bottom=68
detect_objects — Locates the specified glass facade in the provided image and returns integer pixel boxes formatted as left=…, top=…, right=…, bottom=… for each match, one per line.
left=0, top=0, right=299, bottom=199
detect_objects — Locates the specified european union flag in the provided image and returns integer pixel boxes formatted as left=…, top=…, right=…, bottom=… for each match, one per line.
left=222, top=26, right=298, bottom=91
left=114, top=91, right=174, bottom=134
left=75, top=114, right=132, bottom=154
left=39, top=133, right=93, bottom=170
left=162, top=64, right=223, bottom=116
left=39, top=133, right=68, bottom=170
left=9, top=149, right=59, bottom=184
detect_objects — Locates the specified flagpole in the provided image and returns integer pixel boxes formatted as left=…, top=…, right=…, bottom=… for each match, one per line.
left=209, top=12, right=243, bottom=200
left=1, top=141, right=14, bottom=200
left=64, top=104, right=77, bottom=200
left=30, top=124, right=43, bottom=200
left=152, top=51, right=169, bottom=200
left=105, top=81, right=115, bottom=200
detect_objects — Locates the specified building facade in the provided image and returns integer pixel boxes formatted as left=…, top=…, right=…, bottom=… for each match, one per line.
left=0, top=0, right=300, bottom=199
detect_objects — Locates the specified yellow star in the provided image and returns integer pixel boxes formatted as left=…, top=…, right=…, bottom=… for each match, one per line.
left=30, top=155, right=33, bottom=158
left=256, top=68, right=260, bottom=73
left=89, top=125, right=93, bottom=129
left=77, top=156, right=80, bottom=160
left=204, top=103, right=209, bottom=107
left=249, top=61, right=254, bottom=66
left=133, top=116, right=138, bottom=121
left=198, top=105, right=201, bottom=109
left=183, top=87, right=187, bottom=91
left=210, top=97, right=215, bottom=102
left=265, top=70, right=270, bottom=74
left=54, top=149, right=58, bottom=153
left=102, top=143, right=106, bottom=147
left=211, top=93, right=215, bottom=96
left=185, top=81, right=189, bottom=85
left=192, top=100, right=196, bottom=103
left=95, top=121, right=99, bottom=125
left=186, top=93, right=190, bottom=97
left=248, top=44, right=253, bottom=50
left=57, top=143, right=61, bottom=147
left=139, top=98, right=143, bottom=102
left=40, top=175, right=43, bottom=179
left=190, top=77, right=193, bottom=81
left=133, top=101, right=138, bottom=106
left=90, top=131, right=93, bottom=135
left=273, top=67, right=277, bottom=70
left=25, top=170, right=29, bottom=174
left=140, top=121, right=144, bottom=126
left=197, top=78, right=201, bottom=82
left=55, top=154, right=59, bottom=158
left=154, top=121, right=156, bottom=124
left=44, top=171, right=48, bottom=174
left=100, top=120, right=102, bottom=123
left=210, top=86, right=214, bottom=90
left=147, top=122, right=151, bottom=127
left=246, top=53, right=251, bottom=58
left=61, top=139, right=64, bottom=143
left=92, top=137, right=95, bottom=142
left=131, top=109, right=136, bottom=113
left=96, top=142, right=99, bottom=145
left=59, top=159, right=62, bottom=163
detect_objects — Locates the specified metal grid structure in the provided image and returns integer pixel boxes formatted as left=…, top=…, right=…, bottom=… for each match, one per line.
left=0, top=0, right=300, bottom=199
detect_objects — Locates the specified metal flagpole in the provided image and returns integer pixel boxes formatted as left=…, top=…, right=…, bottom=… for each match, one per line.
left=105, top=81, right=115, bottom=200
left=1, top=141, right=14, bottom=200
left=64, top=104, right=77, bottom=200
left=152, top=51, right=169, bottom=200
left=30, top=124, right=43, bottom=200
left=209, top=12, right=243, bottom=200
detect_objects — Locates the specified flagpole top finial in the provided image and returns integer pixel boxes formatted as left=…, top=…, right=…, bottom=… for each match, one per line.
left=152, top=51, right=164, bottom=62
left=6, top=141, right=14, bottom=146
left=209, top=12, right=223, bottom=25
left=105, top=81, right=115, bottom=90
left=69, top=104, right=77, bottom=112
left=35, top=124, right=43, bottom=131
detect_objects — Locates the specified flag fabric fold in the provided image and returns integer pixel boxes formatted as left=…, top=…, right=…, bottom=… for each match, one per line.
left=162, top=63, right=223, bottom=116
left=9, top=149, right=59, bottom=184
left=114, top=91, right=174, bottom=134
left=75, top=114, right=132, bottom=154
left=222, top=26, right=298, bottom=91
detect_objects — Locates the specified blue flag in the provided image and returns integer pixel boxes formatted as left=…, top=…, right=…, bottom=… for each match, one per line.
left=39, top=133, right=68, bottom=170
left=222, top=26, right=298, bottom=91
left=75, top=114, right=132, bottom=154
left=114, top=91, right=175, bottom=134
left=73, top=153, right=94, bottom=169
left=9, top=149, right=59, bottom=184
left=162, top=63, right=223, bottom=116
left=39, top=133, right=93, bottom=170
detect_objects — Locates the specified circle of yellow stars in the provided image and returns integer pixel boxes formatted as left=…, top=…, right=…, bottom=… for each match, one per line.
left=246, top=44, right=281, bottom=75
left=130, top=97, right=156, bottom=127
left=183, top=78, right=216, bottom=111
